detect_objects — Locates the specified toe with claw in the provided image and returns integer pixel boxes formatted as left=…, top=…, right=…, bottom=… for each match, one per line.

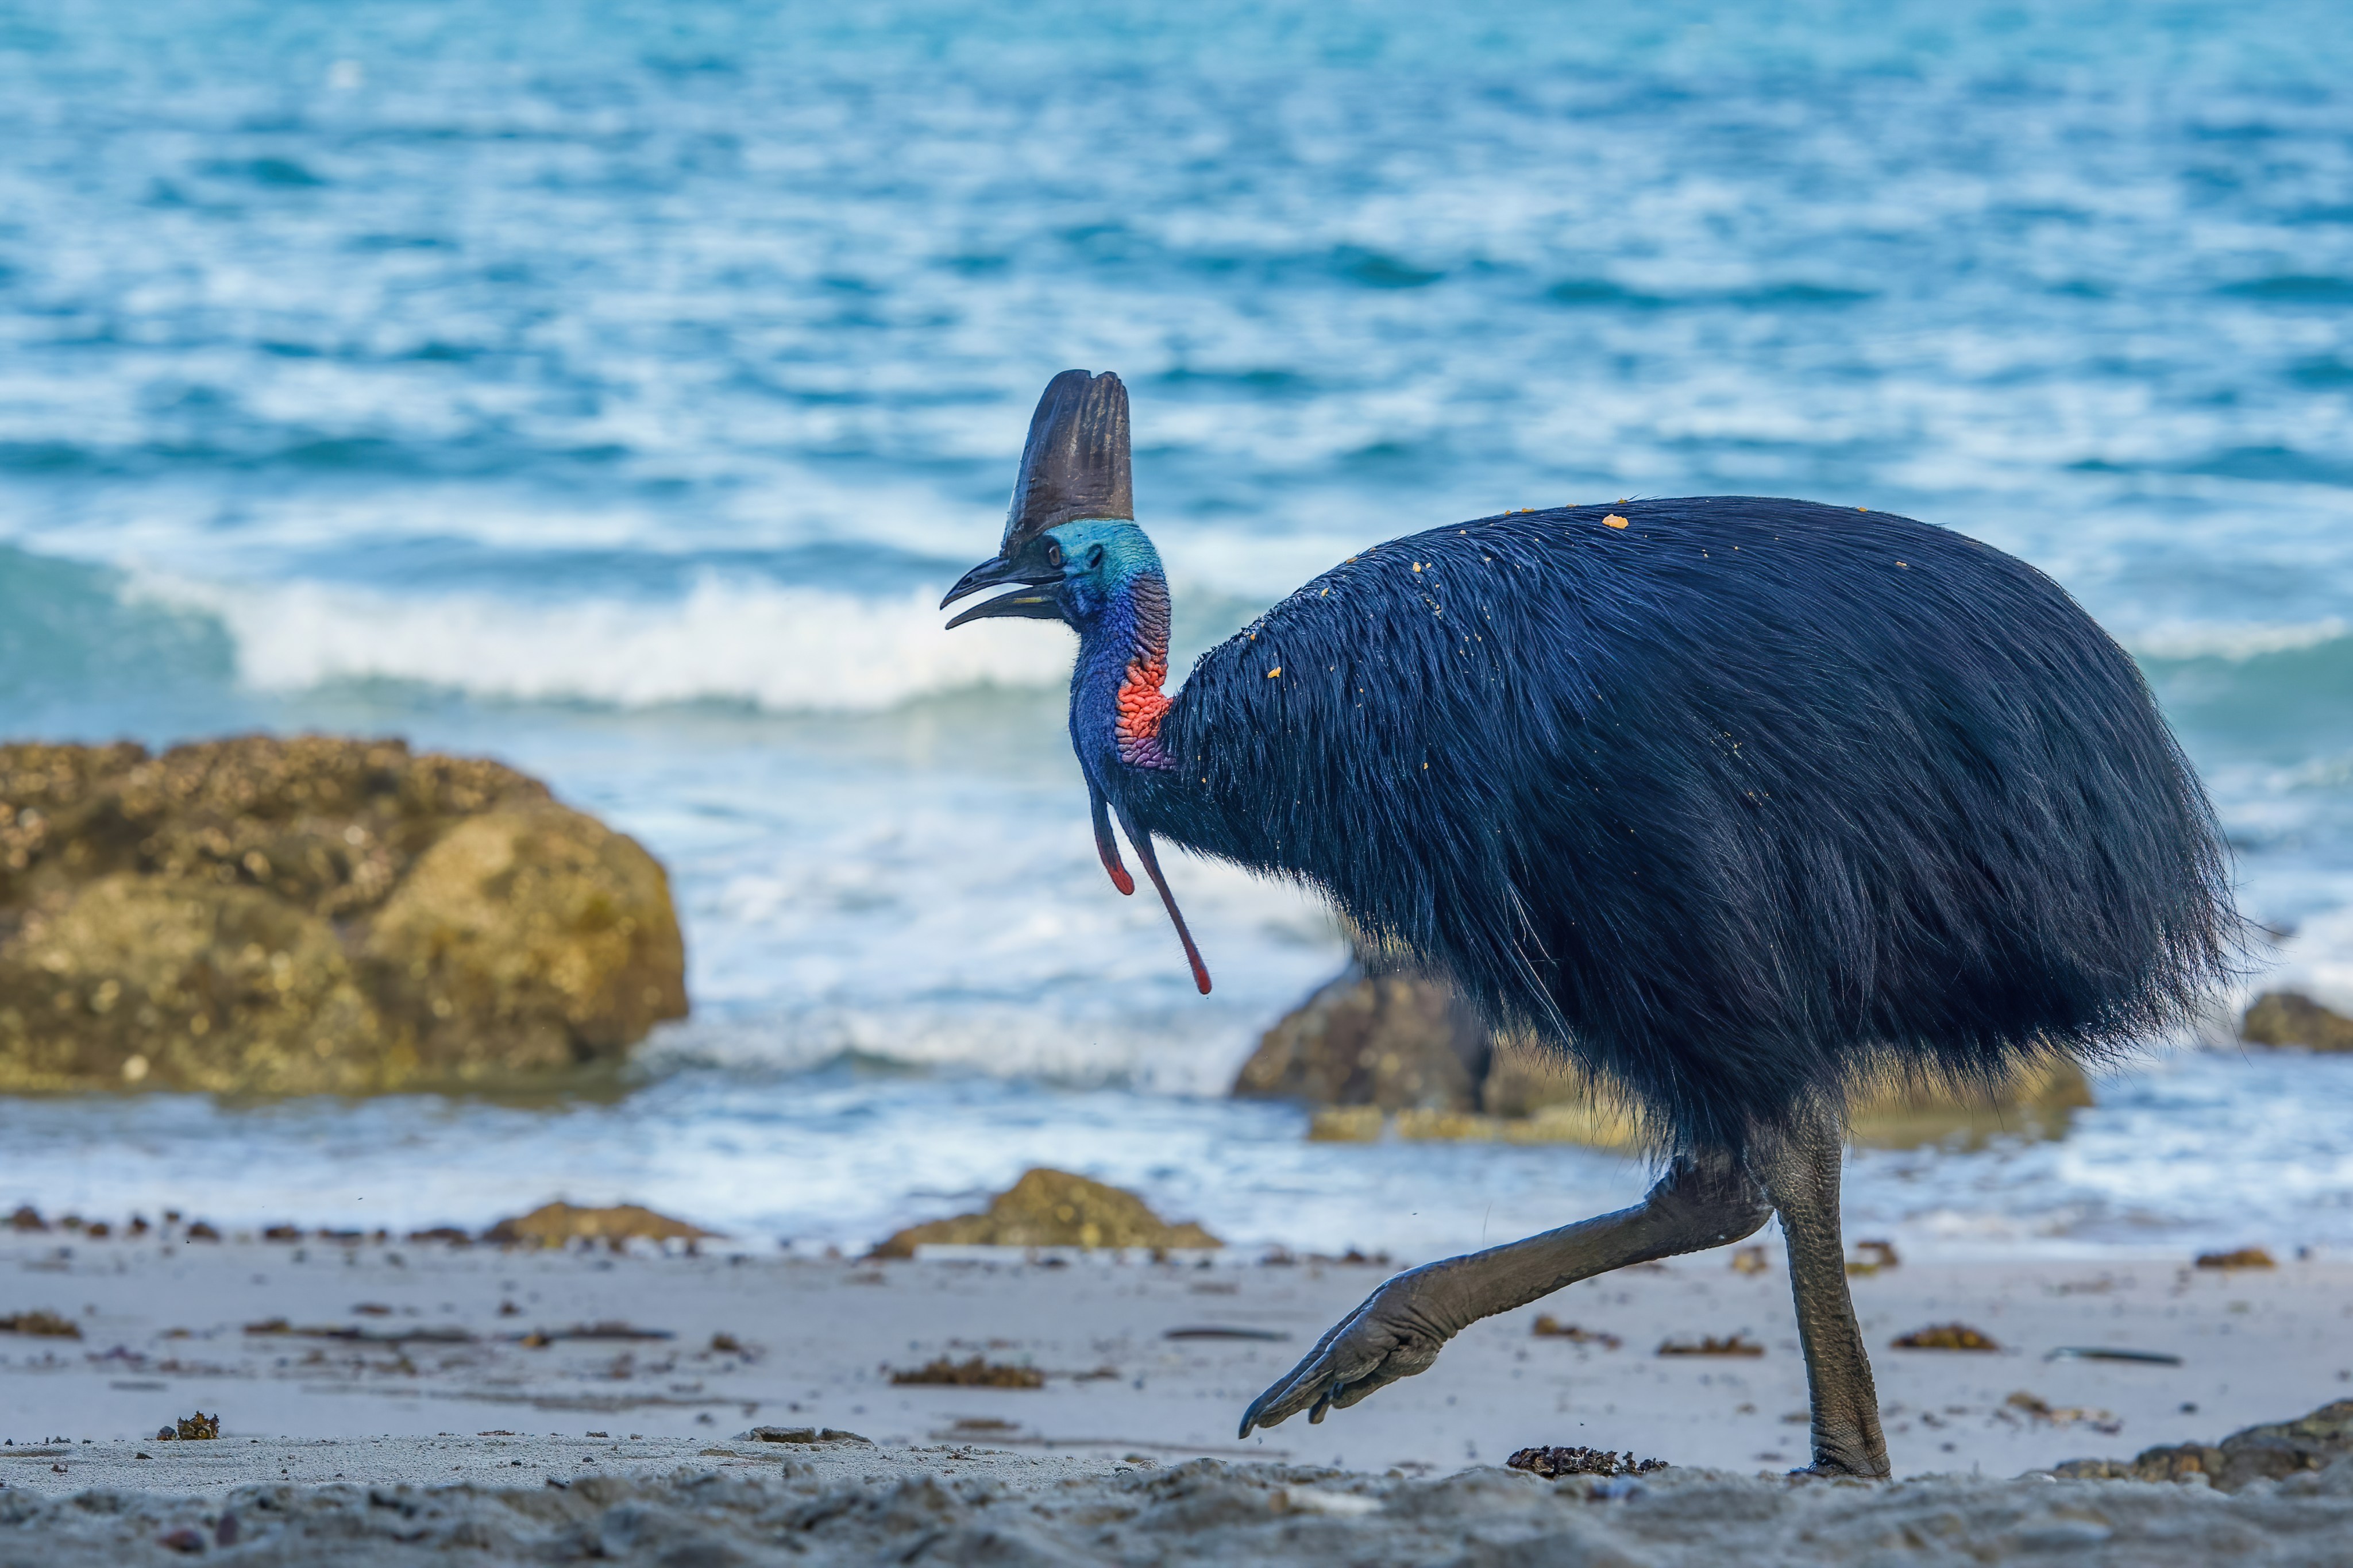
left=1237, top=1268, right=1457, bottom=1437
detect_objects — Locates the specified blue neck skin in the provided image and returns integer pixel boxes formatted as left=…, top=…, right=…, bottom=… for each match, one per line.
left=1044, top=518, right=1212, bottom=995
left=1048, top=519, right=1176, bottom=800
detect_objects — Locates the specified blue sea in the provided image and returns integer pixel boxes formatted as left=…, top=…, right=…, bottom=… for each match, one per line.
left=1, top=1, right=2350, bottom=1258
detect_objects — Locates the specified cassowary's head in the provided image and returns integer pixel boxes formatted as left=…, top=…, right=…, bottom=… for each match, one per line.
left=942, top=518, right=1163, bottom=632
left=939, top=370, right=1159, bottom=634
left=935, top=369, right=1212, bottom=994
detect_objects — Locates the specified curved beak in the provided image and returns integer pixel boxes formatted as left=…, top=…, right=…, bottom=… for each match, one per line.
left=941, top=554, right=1065, bottom=629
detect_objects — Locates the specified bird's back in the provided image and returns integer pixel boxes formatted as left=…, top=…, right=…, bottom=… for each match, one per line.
left=1151, top=497, right=2233, bottom=1152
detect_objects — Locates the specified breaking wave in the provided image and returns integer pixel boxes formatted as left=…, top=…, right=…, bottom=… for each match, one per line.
left=129, top=572, right=1077, bottom=713
left=2126, top=618, right=2351, bottom=662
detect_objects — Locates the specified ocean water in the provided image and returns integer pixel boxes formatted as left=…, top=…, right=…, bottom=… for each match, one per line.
left=1, top=0, right=2350, bottom=1257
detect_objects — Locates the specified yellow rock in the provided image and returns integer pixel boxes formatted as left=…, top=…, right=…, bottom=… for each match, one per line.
left=1307, top=1106, right=1386, bottom=1142
left=1233, top=966, right=1486, bottom=1111
left=1391, top=1033, right=2089, bottom=1151
left=0, top=737, right=687, bottom=1094
left=482, top=1201, right=716, bottom=1248
left=0, top=875, right=387, bottom=1094
left=1254, top=966, right=2095, bottom=1152
left=364, top=804, right=688, bottom=1077
left=869, top=1168, right=1220, bottom=1257
left=1395, top=1107, right=1500, bottom=1142
left=2241, top=991, right=2353, bottom=1052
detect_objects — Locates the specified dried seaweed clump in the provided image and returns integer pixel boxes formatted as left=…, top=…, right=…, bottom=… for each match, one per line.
left=156, top=1412, right=221, bottom=1440
left=0, top=1310, right=80, bottom=1338
left=1506, top=1446, right=1668, bottom=1479
left=887, top=1357, right=1045, bottom=1389
left=2194, top=1247, right=2276, bottom=1270
left=1530, top=1316, right=1621, bottom=1347
left=1656, top=1334, right=1763, bottom=1357
left=1892, top=1323, right=2000, bottom=1351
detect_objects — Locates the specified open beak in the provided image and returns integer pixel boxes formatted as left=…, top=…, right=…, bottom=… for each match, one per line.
left=941, top=554, right=1065, bottom=629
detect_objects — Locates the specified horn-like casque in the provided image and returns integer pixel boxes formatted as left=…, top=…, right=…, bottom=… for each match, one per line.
left=1001, top=370, right=1131, bottom=555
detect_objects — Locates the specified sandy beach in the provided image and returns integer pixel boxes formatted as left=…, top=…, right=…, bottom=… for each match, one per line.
left=1, top=1229, right=2348, bottom=1561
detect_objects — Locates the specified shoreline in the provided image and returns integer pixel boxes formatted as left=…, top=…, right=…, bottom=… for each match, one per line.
left=0, top=1234, right=2342, bottom=1473
left=0, top=1238, right=2347, bottom=1560
left=3, top=1429, right=2350, bottom=1565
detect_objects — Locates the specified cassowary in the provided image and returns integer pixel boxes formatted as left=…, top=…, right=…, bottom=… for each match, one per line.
left=941, top=370, right=2234, bottom=1478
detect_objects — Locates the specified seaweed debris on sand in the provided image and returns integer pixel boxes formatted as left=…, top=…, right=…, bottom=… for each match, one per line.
left=2196, top=1246, right=2278, bottom=1270
left=887, top=1356, right=1046, bottom=1388
left=1656, top=1334, right=1763, bottom=1357
left=1505, top=1446, right=1668, bottom=1478
left=0, top=1309, right=80, bottom=1338
left=1892, top=1323, right=2001, bottom=1350
left=1530, top=1316, right=1621, bottom=1347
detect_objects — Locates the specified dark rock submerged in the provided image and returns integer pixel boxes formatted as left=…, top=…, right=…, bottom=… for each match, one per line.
left=1236, top=959, right=2095, bottom=1148
left=0, top=736, right=686, bottom=1093
left=2241, top=991, right=2353, bottom=1052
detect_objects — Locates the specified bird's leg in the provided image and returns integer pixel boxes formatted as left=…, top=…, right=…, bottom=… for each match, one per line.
left=1239, top=1152, right=1770, bottom=1436
left=1749, top=1104, right=1890, bottom=1480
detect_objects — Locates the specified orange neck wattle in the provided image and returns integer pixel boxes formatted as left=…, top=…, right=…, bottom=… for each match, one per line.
left=1113, top=573, right=1174, bottom=770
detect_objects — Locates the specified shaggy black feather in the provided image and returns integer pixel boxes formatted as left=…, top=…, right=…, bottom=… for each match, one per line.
left=1116, top=497, right=2237, bottom=1154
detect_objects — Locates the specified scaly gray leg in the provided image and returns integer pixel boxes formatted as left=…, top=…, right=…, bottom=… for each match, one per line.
left=1749, top=1104, right=1889, bottom=1479
left=1238, top=1153, right=1772, bottom=1436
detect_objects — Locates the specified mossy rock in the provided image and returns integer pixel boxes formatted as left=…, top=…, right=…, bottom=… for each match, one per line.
left=0, top=875, right=385, bottom=1093
left=1484, top=1033, right=2090, bottom=1150
left=1245, top=962, right=2093, bottom=1149
left=0, top=736, right=687, bottom=1093
left=2055, top=1400, right=2353, bottom=1492
left=2241, top=991, right=2353, bottom=1052
left=870, top=1168, right=1220, bottom=1257
left=363, top=804, right=688, bottom=1077
left=481, top=1202, right=715, bottom=1248
left=1231, top=964, right=1488, bottom=1111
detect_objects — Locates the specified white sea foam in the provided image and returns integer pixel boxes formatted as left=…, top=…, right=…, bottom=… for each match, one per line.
left=2124, top=617, right=2351, bottom=662
left=129, top=572, right=1077, bottom=712
left=2261, top=906, right=2353, bottom=1017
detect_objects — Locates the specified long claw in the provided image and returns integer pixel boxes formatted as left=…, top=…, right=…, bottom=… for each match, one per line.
left=1236, top=1274, right=1454, bottom=1438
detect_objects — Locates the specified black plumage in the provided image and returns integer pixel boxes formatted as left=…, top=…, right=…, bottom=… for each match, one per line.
left=943, top=372, right=2238, bottom=1475
left=1133, top=497, right=2235, bottom=1152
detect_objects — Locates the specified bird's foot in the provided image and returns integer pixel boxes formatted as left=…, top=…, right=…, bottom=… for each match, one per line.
left=1237, top=1268, right=1454, bottom=1437
left=1785, top=1442, right=1892, bottom=1481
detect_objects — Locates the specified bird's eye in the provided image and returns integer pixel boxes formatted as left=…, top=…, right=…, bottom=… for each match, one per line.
left=1044, top=540, right=1063, bottom=568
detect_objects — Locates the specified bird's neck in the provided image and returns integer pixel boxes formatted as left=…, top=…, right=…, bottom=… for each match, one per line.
left=1073, top=570, right=1176, bottom=784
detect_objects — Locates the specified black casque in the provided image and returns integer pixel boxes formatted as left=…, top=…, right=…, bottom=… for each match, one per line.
left=939, top=370, right=1134, bottom=621
left=1004, top=369, right=1131, bottom=553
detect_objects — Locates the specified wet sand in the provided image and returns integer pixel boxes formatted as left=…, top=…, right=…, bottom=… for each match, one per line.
left=0, top=1233, right=2347, bottom=1561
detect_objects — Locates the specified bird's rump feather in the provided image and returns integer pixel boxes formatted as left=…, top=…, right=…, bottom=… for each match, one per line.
left=1137, top=497, right=2236, bottom=1153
